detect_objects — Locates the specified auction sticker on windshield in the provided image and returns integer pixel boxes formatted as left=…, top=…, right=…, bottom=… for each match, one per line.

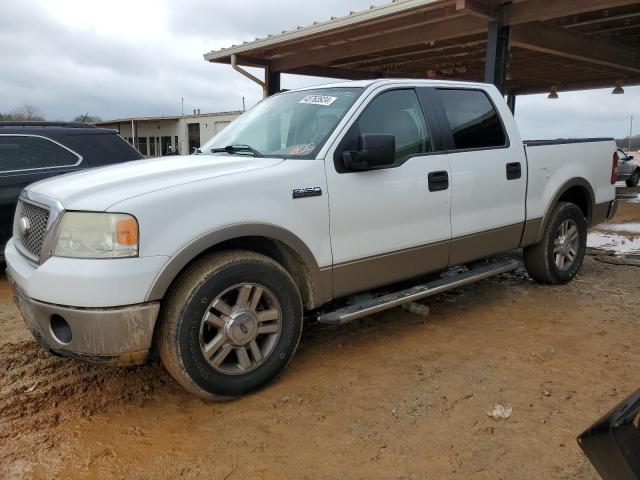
left=299, top=95, right=338, bottom=106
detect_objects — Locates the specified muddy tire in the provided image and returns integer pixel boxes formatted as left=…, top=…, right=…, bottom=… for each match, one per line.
left=626, top=169, right=640, bottom=187
left=157, top=250, right=303, bottom=400
left=523, top=202, right=587, bottom=285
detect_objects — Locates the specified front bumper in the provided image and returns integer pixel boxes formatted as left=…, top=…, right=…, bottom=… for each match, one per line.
left=9, top=274, right=160, bottom=365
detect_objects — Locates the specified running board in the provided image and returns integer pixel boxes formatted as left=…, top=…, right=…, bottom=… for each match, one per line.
left=317, top=259, right=519, bottom=325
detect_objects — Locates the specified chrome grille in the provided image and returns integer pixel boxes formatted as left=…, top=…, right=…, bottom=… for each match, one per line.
left=14, top=200, right=50, bottom=260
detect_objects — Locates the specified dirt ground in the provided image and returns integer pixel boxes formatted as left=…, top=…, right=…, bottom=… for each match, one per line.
left=1, top=189, right=639, bottom=480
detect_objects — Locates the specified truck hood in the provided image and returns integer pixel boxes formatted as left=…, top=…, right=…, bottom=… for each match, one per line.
left=27, top=155, right=284, bottom=211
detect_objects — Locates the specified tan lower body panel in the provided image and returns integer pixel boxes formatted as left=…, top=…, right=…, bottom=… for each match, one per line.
left=449, top=223, right=524, bottom=266
left=332, top=241, right=450, bottom=298
left=521, top=200, right=614, bottom=250
left=520, top=217, right=543, bottom=248
left=591, top=201, right=614, bottom=227
left=331, top=223, right=528, bottom=299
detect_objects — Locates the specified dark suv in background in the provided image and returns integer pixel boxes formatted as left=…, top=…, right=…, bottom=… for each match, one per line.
left=0, top=122, right=144, bottom=250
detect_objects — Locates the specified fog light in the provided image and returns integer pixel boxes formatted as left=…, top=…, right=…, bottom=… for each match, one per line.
left=50, top=315, right=72, bottom=344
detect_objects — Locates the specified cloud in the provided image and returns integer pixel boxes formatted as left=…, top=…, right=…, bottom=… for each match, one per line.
left=516, top=88, right=639, bottom=139
left=0, top=0, right=637, bottom=140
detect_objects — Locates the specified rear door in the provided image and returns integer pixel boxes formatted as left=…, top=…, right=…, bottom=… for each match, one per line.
left=326, top=87, right=452, bottom=298
left=427, top=87, right=527, bottom=265
left=0, top=134, right=82, bottom=246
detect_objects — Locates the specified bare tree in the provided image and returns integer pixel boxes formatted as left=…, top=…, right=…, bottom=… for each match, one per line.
left=12, top=105, right=45, bottom=121
left=72, top=114, right=102, bottom=124
left=1, top=105, right=45, bottom=121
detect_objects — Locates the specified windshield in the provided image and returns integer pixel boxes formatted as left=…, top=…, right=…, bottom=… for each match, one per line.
left=202, top=87, right=363, bottom=158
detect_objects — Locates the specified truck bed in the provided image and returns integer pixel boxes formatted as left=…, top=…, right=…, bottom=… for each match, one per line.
left=523, top=137, right=617, bottom=227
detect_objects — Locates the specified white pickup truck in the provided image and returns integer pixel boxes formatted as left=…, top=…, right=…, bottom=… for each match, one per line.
left=6, top=79, right=618, bottom=399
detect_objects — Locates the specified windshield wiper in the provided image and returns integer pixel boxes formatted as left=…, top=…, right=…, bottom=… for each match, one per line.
left=210, top=144, right=263, bottom=157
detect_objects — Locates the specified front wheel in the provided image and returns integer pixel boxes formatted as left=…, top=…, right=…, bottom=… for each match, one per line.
left=626, top=169, right=640, bottom=187
left=523, top=202, right=587, bottom=284
left=157, top=251, right=303, bottom=400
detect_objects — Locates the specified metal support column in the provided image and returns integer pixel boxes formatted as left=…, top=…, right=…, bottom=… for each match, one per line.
left=484, top=10, right=510, bottom=94
left=266, top=64, right=281, bottom=96
left=507, top=94, right=516, bottom=114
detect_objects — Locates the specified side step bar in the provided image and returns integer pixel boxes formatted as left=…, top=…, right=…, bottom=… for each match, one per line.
left=318, top=259, right=519, bottom=325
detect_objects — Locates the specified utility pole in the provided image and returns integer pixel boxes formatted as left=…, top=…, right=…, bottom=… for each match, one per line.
left=629, top=115, right=634, bottom=152
left=242, top=97, right=246, bottom=111
left=181, top=97, right=184, bottom=116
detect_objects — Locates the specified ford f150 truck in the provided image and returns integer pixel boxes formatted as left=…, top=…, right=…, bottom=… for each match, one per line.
left=6, top=80, right=618, bottom=399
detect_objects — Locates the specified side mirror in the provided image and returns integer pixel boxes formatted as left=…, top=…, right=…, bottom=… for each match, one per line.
left=629, top=155, right=635, bottom=160
left=343, top=134, right=395, bottom=171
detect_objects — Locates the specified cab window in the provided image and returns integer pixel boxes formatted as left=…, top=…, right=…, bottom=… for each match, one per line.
left=435, top=89, right=507, bottom=150
left=353, top=89, right=431, bottom=161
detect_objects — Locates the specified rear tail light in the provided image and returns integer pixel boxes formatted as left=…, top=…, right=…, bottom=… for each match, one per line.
left=611, top=151, right=619, bottom=184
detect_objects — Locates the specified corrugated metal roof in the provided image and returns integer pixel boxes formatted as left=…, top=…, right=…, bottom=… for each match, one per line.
left=202, top=0, right=640, bottom=95
left=203, top=0, right=446, bottom=61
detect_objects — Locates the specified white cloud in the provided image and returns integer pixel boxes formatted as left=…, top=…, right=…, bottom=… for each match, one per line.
left=516, top=88, right=639, bottom=139
left=0, top=0, right=637, bottom=140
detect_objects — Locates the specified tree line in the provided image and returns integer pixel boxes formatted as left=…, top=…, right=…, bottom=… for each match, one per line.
left=616, top=136, right=640, bottom=151
left=0, top=105, right=101, bottom=124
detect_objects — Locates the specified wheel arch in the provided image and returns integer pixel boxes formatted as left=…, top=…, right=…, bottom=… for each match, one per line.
left=533, top=178, right=595, bottom=244
left=146, top=223, right=332, bottom=310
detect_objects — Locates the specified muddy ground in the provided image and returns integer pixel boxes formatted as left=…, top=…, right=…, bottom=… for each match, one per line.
left=1, top=189, right=639, bottom=480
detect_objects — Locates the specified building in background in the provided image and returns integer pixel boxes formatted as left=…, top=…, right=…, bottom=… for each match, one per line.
left=95, top=110, right=242, bottom=157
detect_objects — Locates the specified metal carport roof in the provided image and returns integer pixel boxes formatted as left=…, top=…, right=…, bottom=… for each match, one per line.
left=203, top=0, right=640, bottom=98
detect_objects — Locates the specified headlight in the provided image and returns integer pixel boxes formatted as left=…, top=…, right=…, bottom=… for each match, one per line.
left=53, top=212, right=138, bottom=259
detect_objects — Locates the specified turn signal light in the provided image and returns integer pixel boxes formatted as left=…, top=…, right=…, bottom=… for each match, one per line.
left=116, top=217, right=138, bottom=245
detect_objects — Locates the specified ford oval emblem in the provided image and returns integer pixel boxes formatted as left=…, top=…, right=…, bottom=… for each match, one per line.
left=18, top=217, right=31, bottom=236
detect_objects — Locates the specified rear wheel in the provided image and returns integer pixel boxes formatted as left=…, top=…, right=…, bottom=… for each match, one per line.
left=158, top=251, right=303, bottom=400
left=626, top=169, right=640, bottom=187
left=523, top=202, right=587, bottom=284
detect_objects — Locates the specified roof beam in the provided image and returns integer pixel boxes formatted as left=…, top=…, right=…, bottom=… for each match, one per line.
left=565, top=10, right=640, bottom=28
left=286, top=65, right=379, bottom=80
left=510, top=22, right=640, bottom=74
left=271, top=15, right=487, bottom=73
left=504, top=0, right=640, bottom=25
left=455, top=0, right=497, bottom=20
left=333, top=41, right=487, bottom=69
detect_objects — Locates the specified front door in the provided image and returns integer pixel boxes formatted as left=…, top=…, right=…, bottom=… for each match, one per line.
left=326, top=87, right=452, bottom=298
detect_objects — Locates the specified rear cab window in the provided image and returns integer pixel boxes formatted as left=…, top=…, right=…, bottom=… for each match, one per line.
left=66, top=133, right=144, bottom=162
left=434, top=89, right=508, bottom=150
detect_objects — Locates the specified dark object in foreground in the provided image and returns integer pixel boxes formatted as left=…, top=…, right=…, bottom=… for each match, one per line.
left=578, top=388, right=640, bottom=480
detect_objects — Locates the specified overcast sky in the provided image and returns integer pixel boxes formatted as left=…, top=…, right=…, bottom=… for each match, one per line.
left=0, top=0, right=637, bottom=140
